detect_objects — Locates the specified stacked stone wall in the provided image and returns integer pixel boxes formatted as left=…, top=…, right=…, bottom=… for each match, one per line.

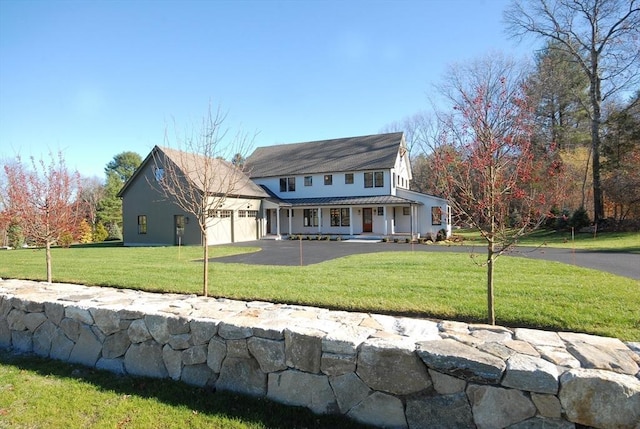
left=1, top=279, right=639, bottom=429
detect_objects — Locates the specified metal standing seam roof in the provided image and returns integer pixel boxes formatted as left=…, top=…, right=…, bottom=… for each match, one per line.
left=273, top=195, right=422, bottom=207
left=245, top=132, right=405, bottom=178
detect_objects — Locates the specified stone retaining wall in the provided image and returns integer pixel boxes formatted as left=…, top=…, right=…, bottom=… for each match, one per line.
left=1, top=279, right=639, bottom=429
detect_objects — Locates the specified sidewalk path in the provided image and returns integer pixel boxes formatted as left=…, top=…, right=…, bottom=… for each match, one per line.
left=215, top=240, right=640, bottom=280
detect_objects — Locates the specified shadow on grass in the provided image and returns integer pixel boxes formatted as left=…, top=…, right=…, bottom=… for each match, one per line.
left=0, top=350, right=371, bottom=429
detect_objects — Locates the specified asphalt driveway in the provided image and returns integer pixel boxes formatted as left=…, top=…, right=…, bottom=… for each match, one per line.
left=214, top=239, right=640, bottom=280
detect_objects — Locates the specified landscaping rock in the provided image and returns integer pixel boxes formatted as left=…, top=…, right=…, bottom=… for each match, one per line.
left=507, top=416, right=576, bottom=429
left=531, top=393, right=562, bottom=418
left=162, top=344, right=182, bottom=380
left=347, top=391, right=407, bottom=429
left=247, top=337, right=286, bottom=373
left=417, top=339, right=506, bottom=383
left=182, top=344, right=208, bottom=365
left=321, top=352, right=356, bottom=376
left=144, top=314, right=171, bottom=344
left=559, top=368, right=640, bottom=429
left=181, top=363, right=215, bottom=387
left=190, top=319, right=218, bottom=345
left=405, top=392, right=474, bottom=429
left=44, top=302, right=65, bottom=326
left=102, top=330, right=131, bottom=359
left=217, top=357, right=266, bottom=397
left=69, top=325, right=102, bottom=366
left=428, top=369, right=467, bottom=394
left=32, top=320, right=56, bottom=357
left=501, top=353, right=559, bottom=394
left=124, top=341, right=168, bottom=378
left=127, top=319, right=152, bottom=343
left=206, top=337, right=226, bottom=372
left=467, top=384, right=536, bottom=429
left=267, top=370, right=337, bottom=414
left=90, top=308, right=121, bottom=335
left=357, top=337, right=432, bottom=395
left=329, top=372, right=371, bottom=414
left=285, top=326, right=324, bottom=373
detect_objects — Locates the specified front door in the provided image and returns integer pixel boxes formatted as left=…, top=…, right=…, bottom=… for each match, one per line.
left=362, top=208, right=373, bottom=233
left=266, top=209, right=272, bottom=234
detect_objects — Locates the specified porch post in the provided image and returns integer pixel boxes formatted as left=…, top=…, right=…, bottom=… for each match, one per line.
left=276, top=208, right=281, bottom=239
left=288, top=208, right=292, bottom=236
left=349, top=206, right=354, bottom=236
left=410, top=205, right=415, bottom=239
left=317, top=207, right=322, bottom=234
left=383, top=206, right=388, bottom=235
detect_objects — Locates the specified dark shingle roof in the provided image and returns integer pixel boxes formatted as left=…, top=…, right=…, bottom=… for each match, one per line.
left=282, top=195, right=420, bottom=207
left=245, top=132, right=405, bottom=178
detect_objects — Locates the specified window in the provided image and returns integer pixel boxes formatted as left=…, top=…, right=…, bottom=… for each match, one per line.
left=137, top=215, right=147, bottom=234
left=247, top=210, right=259, bottom=218
left=403, top=207, right=410, bottom=216
left=374, top=171, right=384, bottom=187
left=345, top=173, right=354, bottom=184
left=303, top=209, right=318, bottom=227
left=330, top=208, right=350, bottom=226
left=431, top=207, right=443, bottom=225
left=377, top=207, right=384, bottom=216
left=304, top=176, right=312, bottom=186
left=364, top=172, right=373, bottom=188
left=279, top=177, right=295, bottom=192
left=208, top=210, right=232, bottom=218
left=154, top=168, right=164, bottom=182
left=238, top=210, right=248, bottom=218
left=365, top=171, right=384, bottom=188
left=324, top=174, right=333, bottom=185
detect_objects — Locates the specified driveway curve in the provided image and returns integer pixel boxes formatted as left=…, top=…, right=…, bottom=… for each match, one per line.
left=214, top=239, right=640, bottom=280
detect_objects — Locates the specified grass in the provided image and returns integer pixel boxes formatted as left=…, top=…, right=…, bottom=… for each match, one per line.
left=453, top=228, right=640, bottom=253
left=1, top=242, right=638, bottom=341
left=0, top=350, right=369, bottom=429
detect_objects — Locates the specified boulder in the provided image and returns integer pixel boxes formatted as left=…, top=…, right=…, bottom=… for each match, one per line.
left=329, top=372, right=371, bottom=414
left=405, top=393, right=474, bottom=429
left=124, top=341, right=168, bottom=378
left=501, top=353, right=559, bottom=394
left=217, top=357, right=267, bottom=397
left=467, top=384, right=536, bottom=429
left=102, top=330, right=131, bottom=359
left=69, top=325, right=102, bottom=366
left=357, top=337, right=432, bottom=395
left=285, top=327, right=324, bottom=373
left=90, top=308, right=121, bottom=336
left=247, top=337, right=286, bottom=373
left=127, top=319, right=152, bottom=343
left=267, top=370, right=337, bottom=414
left=559, top=368, right=640, bottom=429
left=428, top=369, right=467, bottom=394
left=347, top=391, right=407, bottom=429
left=417, top=339, right=506, bottom=383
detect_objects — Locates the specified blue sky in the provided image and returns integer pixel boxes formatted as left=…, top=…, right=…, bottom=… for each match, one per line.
left=1, top=0, right=536, bottom=179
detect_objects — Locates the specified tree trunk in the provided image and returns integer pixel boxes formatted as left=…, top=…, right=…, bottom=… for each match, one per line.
left=590, top=51, right=604, bottom=222
left=203, top=232, right=209, bottom=297
left=45, top=241, right=52, bottom=283
left=487, top=238, right=495, bottom=326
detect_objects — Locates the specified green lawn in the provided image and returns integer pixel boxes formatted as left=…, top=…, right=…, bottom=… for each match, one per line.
left=453, top=228, right=640, bottom=252
left=0, top=350, right=369, bottom=429
left=1, top=242, right=638, bottom=341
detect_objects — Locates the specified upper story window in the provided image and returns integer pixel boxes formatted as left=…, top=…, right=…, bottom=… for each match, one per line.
left=324, top=174, right=333, bottom=185
left=137, top=215, right=147, bottom=234
left=304, top=176, right=312, bottom=186
left=154, top=167, right=164, bottom=182
left=345, top=173, right=354, bottom=184
left=280, top=177, right=295, bottom=192
left=364, top=171, right=384, bottom=188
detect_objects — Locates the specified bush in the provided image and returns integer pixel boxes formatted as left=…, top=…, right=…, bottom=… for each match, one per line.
left=78, top=220, right=93, bottom=244
left=570, top=207, right=591, bottom=231
left=106, top=223, right=122, bottom=241
left=436, top=229, right=447, bottom=241
left=59, top=232, right=74, bottom=248
left=93, top=222, right=109, bottom=242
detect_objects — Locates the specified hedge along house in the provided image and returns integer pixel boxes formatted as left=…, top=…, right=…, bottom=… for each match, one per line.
left=244, top=132, right=451, bottom=240
left=118, top=145, right=269, bottom=246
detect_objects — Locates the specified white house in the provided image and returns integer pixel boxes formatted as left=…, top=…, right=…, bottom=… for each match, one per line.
left=245, top=132, right=451, bottom=240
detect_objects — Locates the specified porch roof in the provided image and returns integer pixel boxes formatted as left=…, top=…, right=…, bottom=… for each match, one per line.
left=280, top=195, right=421, bottom=207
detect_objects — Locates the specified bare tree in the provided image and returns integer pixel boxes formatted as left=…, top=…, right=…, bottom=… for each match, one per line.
left=3, top=152, right=83, bottom=282
left=505, top=0, right=640, bottom=223
left=152, top=104, right=256, bottom=297
left=431, top=54, right=564, bottom=325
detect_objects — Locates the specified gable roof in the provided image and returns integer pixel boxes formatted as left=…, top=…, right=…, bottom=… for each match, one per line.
left=245, top=132, right=405, bottom=178
left=118, top=146, right=269, bottom=199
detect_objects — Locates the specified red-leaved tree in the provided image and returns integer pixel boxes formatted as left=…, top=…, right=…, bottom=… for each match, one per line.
left=431, top=55, right=565, bottom=324
left=3, top=152, right=83, bottom=282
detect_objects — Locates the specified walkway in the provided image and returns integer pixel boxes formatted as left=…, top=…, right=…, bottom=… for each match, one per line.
left=215, top=240, right=640, bottom=280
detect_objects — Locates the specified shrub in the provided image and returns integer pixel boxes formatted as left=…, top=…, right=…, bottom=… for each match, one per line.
left=93, top=222, right=109, bottom=242
left=59, top=232, right=74, bottom=248
left=436, top=229, right=447, bottom=241
left=106, top=223, right=122, bottom=241
left=78, top=220, right=93, bottom=244
left=570, top=207, right=591, bottom=231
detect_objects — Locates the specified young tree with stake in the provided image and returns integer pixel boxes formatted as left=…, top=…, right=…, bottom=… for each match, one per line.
left=431, top=55, right=564, bottom=325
